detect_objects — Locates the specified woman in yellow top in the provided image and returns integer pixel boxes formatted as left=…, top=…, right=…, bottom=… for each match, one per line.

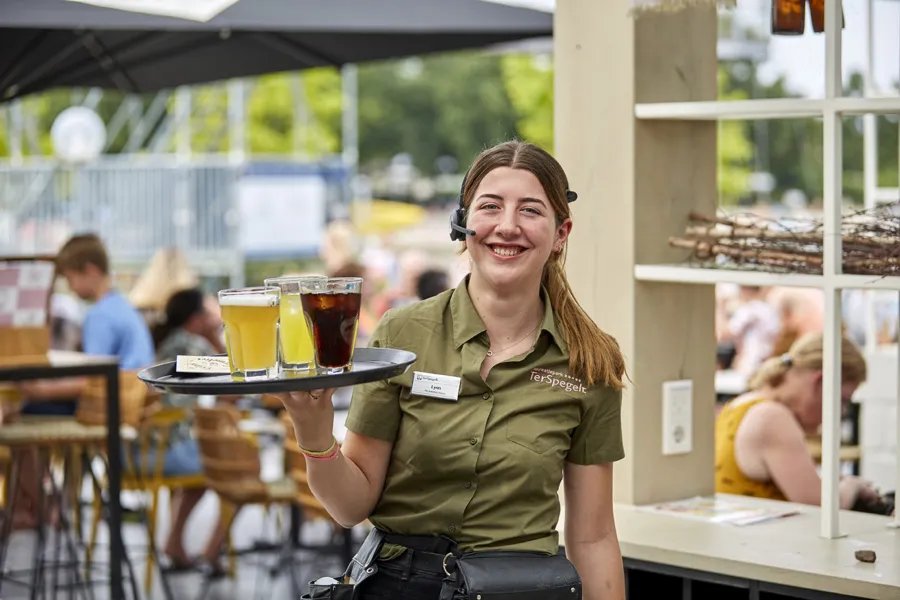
left=277, top=140, right=627, bottom=600
left=715, top=332, right=879, bottom=508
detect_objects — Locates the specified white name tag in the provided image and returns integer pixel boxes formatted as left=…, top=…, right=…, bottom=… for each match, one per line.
left=176, top=355, right=231, bottom=374
left=411, top=371, right=461, bottom=401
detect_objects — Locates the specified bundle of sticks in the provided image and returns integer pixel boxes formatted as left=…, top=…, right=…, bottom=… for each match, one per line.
left=668, top=205, right=900, bottom=276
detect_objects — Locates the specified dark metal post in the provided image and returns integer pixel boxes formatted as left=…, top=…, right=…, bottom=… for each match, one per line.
left=104, top=365, right=124, bottom=600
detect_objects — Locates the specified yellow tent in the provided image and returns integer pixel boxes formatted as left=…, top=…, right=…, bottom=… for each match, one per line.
left=350, top=199, right=426, bottom=235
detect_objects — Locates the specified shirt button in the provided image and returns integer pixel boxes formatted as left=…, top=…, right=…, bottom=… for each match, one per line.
left=449, top=525, right=457, bottom=533
left=470, top=437, right=478, bottom=445
left=482, top=392, right=491, bottom=400
left=464, top=482, right=472, bottom=489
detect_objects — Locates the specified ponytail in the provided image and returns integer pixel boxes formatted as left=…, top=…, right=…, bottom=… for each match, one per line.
left=543, top=257, right=626, bottom=390
left=748, top=355, right=792, bottom=390
left=748, top=331, right=867, bottom=391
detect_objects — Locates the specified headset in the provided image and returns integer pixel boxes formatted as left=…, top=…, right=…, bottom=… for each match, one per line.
left=449, top=168, right=578, bottom=242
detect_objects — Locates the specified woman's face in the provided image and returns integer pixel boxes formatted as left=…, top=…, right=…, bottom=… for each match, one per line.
left=464, top=167, right=571, bottom=291
left=787, top=369, right=860, bottom=432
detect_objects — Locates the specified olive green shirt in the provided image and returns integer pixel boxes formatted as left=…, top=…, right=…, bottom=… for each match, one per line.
left=346, top=278, right=624, bottom=555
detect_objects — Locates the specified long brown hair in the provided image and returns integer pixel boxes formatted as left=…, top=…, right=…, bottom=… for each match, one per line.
left=461, top=140, right=626, bottom=389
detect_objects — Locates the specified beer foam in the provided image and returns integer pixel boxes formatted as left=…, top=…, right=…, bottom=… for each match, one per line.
left=219, top=293, right=279, bottom=307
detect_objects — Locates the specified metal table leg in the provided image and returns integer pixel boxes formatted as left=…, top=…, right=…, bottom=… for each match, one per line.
left=104, top=367, right=124, bottom=600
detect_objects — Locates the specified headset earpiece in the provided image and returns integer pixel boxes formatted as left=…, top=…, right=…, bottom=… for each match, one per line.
left=449, top=207, right=472, bottom=242
left=450, top=167, right=476, bottom=241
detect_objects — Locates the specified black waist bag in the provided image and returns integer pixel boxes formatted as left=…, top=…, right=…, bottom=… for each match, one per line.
left=440, top=551, right=582, bottom=600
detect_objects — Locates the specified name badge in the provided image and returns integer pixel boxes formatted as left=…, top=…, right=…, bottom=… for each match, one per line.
left=411, top=371, right=461, bottom=401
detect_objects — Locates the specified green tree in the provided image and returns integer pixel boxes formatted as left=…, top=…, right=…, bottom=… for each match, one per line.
left=501, top=54, right=553, bottom=151
left=357, top=52, right=520, bottom=172
left=717, top=67, right=753, bottom=204
left=721, top=60, right=899, bottom=205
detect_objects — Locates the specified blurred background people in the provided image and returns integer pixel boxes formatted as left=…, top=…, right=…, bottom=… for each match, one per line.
left=415, top=268, right=449, bottom=301
left=13, top=234, right=153, bottom=530
left=19, top=234, right=154, bottom=411
left=715, top=332, right=879, bottom=511
left=148, top=287, right=232, bottom=571
left=767, top=288, right=824, bottom=357
left=716, top=285, right=780, bottom=379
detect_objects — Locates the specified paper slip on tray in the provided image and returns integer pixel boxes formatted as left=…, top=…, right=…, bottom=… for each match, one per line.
left=138, top=347, right=417, bottom=396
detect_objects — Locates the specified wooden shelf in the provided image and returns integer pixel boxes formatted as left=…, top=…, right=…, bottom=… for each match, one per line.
left=634, top=265, right=900, bottom=291
left=634, top=97, right=900, bottom=121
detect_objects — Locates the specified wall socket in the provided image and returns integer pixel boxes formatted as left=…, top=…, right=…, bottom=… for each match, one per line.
left=662, top=380, right=693, bottom=456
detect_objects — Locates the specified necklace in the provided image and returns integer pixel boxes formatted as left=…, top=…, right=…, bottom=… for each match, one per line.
left=486, top=320, right=542, bottom=357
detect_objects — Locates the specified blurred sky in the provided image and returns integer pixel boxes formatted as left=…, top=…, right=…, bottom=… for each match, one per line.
left=486, top=0, right=900, bottom=98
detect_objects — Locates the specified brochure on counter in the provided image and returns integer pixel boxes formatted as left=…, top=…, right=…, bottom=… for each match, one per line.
left=637, top=496, right=800, bottom=526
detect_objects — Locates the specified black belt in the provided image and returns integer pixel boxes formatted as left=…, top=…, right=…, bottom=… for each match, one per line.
left=382, top=532, right=458, bottom=575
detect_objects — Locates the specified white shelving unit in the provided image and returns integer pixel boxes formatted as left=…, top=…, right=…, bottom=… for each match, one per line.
left=635, top=96, right=900, bottom=120
left=633, top=0, right=900, bottom=538
left=862, top=0, right=900, bottom=356
left=635, top=265, right=900, bottom=291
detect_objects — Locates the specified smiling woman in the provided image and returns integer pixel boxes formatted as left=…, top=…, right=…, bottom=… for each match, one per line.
left=275, top=140, right=628, bottom=600
left=459, top=141, right=625, bottom=388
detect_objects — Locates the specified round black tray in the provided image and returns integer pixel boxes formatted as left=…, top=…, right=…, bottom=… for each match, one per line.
left=138, top=347, right=416, bottom=395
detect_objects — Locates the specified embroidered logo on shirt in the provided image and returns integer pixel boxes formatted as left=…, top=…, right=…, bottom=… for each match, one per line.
left=529, top=368, right=588, bottom=394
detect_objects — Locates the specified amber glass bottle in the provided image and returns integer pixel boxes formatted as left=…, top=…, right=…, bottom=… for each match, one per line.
left=772, top=0, right=805, bottom=35
left=808, top=0, right=846, bottom=33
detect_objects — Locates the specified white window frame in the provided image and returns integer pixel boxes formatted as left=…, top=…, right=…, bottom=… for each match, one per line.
left=632, top=0, right=900, bottom=537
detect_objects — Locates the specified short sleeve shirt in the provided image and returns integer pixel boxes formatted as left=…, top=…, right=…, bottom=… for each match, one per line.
left=82, top=291, right=154, bottom=369
left=345, top=278, right=624, bottom=554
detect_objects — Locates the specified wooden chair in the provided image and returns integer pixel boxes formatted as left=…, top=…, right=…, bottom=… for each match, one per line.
left=192, top=406, right=301, bottom=580
left=279, top=412, right=361, bottom=568
left=280, top=413, right=343, bottom=526
left=81, top=373, right=206, bottom=598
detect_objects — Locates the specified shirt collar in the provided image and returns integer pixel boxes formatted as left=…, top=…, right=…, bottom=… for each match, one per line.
left=450, top=275, right=566, bottom=352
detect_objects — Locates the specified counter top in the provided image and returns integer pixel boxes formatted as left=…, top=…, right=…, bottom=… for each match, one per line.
left=559, top=494, right=900, bottom=599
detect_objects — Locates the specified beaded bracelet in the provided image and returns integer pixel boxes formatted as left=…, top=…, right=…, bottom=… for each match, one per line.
left=299, top=436, right=340, bottom=461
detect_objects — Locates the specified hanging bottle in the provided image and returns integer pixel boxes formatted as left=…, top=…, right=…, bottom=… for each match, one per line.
left=772, top=0, right=805, bottom=35
left=808, top=0, right=846, bottom=33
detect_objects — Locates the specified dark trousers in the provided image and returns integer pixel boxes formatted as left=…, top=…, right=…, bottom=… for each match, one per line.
left=356, top=552, right=444, bottom=600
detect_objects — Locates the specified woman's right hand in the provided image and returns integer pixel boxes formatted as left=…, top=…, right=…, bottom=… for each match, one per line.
left=273, top=388, right=337, bottom=452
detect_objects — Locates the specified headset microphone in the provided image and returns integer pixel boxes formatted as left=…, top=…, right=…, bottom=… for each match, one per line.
left=450, top=168, right=476, bottom=242
left=448, top=166, right=578, bottom=242
left=450, top=209, right=476, bottom=241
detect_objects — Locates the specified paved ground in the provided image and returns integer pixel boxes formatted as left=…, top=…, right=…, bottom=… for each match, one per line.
left=0, top=426, right=364, bottom=600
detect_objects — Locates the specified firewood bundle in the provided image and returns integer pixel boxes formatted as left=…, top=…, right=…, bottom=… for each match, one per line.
left=668, top=205, right=900, bottom=276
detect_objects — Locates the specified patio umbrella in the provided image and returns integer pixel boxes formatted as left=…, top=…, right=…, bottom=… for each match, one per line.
left=0, top=0, right=553, bottom=101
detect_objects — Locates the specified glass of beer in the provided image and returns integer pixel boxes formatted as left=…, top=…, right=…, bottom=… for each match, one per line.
left=218, top=286, right=280, bottom=381
left=300, top=277, right=363, bottom=375
left=265, top=275, right=325, bottom=372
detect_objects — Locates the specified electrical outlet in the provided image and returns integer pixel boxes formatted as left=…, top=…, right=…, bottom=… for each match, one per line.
left=662, top=380, right=693, bottom=455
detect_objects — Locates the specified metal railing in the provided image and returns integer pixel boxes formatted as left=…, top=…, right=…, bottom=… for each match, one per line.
left=0, top=155, right=239, bottom=265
